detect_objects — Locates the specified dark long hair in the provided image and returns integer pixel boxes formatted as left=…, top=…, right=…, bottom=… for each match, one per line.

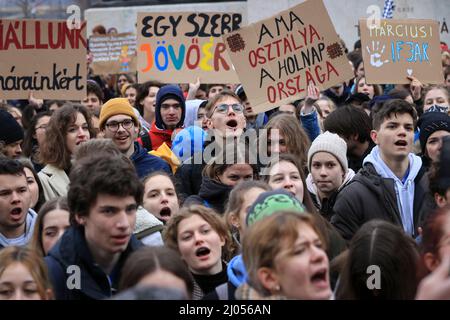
left=336, top=220, right=421, bottom=300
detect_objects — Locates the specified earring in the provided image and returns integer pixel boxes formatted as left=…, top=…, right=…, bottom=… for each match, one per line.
left=273, top=284, right=280, bottom=292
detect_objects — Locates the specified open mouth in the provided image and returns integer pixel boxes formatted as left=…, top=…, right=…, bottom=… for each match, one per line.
left=10, top=207, right=23, bottom=220
left=394, top=140, right=407, bottom=147
left=226, top=119, right=238, bottom=128
left=195, top=247, right=211, bottom=257
left=116, top=135, right=129, bottom=141
left=310, top=268, right=328, bottom=285
left=160, top=207, right=172, bottom=218
left=11, top=207, right=22, bottom=216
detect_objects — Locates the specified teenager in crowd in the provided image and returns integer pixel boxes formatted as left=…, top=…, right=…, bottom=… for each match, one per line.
left=263, top=114, right=311, bottom=171
left=0, top=159, right=37, bottom=250
left=22, top=111, right=53, bottom=172
left=45, top=155, right=143, bottom=299
left=29, top=197, right=70, bottom=257
left=184, top=144, right=258, bottom=215
left=236, top=211, right=333, bottom=300
left=38, top=104, right=94, bottom=200
left=336, top=220, right=421, bottom=299
left=417, top=111, right=450, bottom=171
left=119, top=246, right=194, bottom=299
left=306, top=132, right=355, bottom=221
left=323, top=105, right=375, bottom=172
left=264, top=154, right=347, bottom=261
left=164, top=205, right=233, bottom=300
left=0, top=110, right=24, bottom=159
left=17, top=158, right=45, bottom=212
left=142, top=171, right=180, bottom=225
left=422, top=84, right=449, bottom=113
left=135, top=81, right=162, bottom=134
left=0, top=246, right=53, bottom=300
left=332, top=100, right=430, bottom=241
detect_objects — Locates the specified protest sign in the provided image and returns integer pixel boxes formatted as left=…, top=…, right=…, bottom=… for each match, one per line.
left=90, top=33, right=137, bottom=75
left=360, top=19, right=443, bottom=84
left=223, top=0, right=354, bottom=113
left=0, top=19, right=87, bottom=100
left=137, top=12, right=241, bottom=84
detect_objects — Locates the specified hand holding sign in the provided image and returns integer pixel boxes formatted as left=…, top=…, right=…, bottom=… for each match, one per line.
left=366, top=41, right=389, bottom=68
left=407, top=75, right=423, bottom=101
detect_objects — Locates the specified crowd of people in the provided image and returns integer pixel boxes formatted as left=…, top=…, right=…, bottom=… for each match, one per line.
left=0, top=29, right=450, bottom=301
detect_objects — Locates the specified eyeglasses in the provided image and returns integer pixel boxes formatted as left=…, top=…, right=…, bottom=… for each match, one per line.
left=105, top=119, right=134, bottom=132
left=212, top=103, right=244, bottom=114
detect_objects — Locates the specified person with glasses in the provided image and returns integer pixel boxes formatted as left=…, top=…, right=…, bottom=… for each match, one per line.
left=99, top=98, right=171, bottom=178
left=148, top=84, right=186, bottom=150
left=175, top=90, right=248, bottom=202
left=38, top=104, right=94, bottom=201
left=204, top=90, right=247, bottom=139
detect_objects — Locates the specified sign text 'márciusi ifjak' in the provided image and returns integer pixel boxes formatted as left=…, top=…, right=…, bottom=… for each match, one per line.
left=360, top=19, right=443, bottom=84
left=0, top=19, right=87, bottom=100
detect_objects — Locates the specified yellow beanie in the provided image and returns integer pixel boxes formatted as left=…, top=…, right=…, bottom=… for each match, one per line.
left=99, top=98, right=139, bottom=129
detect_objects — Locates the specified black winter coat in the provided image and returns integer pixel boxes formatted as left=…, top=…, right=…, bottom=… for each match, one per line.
left=183, top=176, right=233, bottom=214
left=331, top=163, right=434, bottom=241
left=45, top=226, right=142, bottom=300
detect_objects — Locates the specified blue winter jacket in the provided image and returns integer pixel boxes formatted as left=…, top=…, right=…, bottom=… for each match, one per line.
left=45, top=226, right=142, bottom=300
left=130, top=142, right=171, bottom=178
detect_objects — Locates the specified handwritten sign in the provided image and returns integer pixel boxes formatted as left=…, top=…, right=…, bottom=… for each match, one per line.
left=90, top=33, right=137, bottom=75
left=360, top=19, right=443, bottom=84
left=137, top=12, right=241, bottom=83
left=0, top=19, right=87, bottom=100
left=223, top=0, right=353, bottom=113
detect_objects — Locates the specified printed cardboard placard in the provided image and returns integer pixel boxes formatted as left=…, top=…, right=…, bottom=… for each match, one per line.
left=0, top=19, right=87, bottom=100
left=90, top=33, right=137, bottom=75
left=137, top=12, right=241, bottom=84
left=223, top=0, right=354, bottom=113
left=360, top=19, right=443, bottom=84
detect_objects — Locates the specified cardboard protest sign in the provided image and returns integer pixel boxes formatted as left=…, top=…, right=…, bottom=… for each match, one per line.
left=0, top=19, right=87, bottom=100
left=360, top=19, right=443, bottom=84
left=90, top=33, right=137, bottom=75
left=137, top=12, right=241, bottom=84
left=223, top=0, right=353, bottom=113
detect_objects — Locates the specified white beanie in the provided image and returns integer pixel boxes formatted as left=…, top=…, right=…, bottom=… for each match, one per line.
left=307, top=131, right=348, bottom=173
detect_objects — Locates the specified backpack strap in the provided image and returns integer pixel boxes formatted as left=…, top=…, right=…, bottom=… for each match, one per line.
left=140, top=132, right=152, bottom=151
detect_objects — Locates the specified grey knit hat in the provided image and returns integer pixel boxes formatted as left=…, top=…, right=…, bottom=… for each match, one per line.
left=307, top=131, right=348, bottom=173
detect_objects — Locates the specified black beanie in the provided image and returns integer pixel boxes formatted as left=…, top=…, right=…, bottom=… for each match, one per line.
left=0, top=110, right=24, bottom=145
left=418, top=111, right=450, bottom=154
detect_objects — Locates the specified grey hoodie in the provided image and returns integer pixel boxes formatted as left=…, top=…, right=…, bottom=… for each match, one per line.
left=0, top=209, right=37, bottom=249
